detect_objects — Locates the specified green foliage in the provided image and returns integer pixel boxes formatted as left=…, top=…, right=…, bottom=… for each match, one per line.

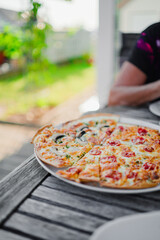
left=19, top=0, right=53, bottom=64
left=0, top=26, right=23, bottom=59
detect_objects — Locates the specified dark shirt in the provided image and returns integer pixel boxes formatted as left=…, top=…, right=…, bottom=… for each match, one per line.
left=128, top=22, right=160, bottom=84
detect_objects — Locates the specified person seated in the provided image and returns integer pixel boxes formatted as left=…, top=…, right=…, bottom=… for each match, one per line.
left=108, top=22, right=160, bottom=106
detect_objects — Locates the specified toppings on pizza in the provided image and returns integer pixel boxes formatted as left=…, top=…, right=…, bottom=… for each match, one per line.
left=138, top=127, right=148, bottom=136
left=32, top=114, right=160, bottom=189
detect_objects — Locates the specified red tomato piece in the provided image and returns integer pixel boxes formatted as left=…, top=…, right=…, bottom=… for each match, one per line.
left=132, top=136, right=145, bottom=144
left=105, top=129, right=113, bottom=136
left=122, top=151, right=135, bottom=157
left=108, top=140, right=121, bottom=146
left=90, top=149, right=102, bottom=155
left=105, top=170, right=122, bottom=180
left=118, top=126, right=124, bottom=131
left=138, top=127, right=148, bottom=136
left=127, top=171, right=137, bottom=179
left=144, top=146, right=154, bottom=152
left=100, top=155, right=117, bottom=163
left=143, top=162, right=156, bottom=170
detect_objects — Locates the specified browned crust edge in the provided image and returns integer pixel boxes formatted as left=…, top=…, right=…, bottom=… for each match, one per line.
left=31, top=124, right=53, bottom=144
left=61, top=113, right=120, bottom=128
left=100, top=180, right=158, bottom=189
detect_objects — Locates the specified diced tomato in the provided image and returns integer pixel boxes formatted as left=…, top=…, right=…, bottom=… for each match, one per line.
left=132, top=136, right=145, bottom=144
left=143, top=162, right=156, bottom=170
left=88, top=137, right=99, bottom=145
left=143, top=146, right=154, bottom=152
left=67, top=167, right=81, bottom=174
left=107, top=155, right=117, bottom=162
left=100, top=155, right=117, bottom=163
left=122, top=151, right=135, bottom=157
left=90, top=149, right=102, bottom=155
left=105, top=170, right=122, bottom=180
left=155, top=140, right=160, bottom=145
left=127, top=171, right=137, bottom=179
left=105, top=129, right=113, bottom=136
left=118, top=126, right=124, bottom=131
left=108, top=140, right=121, bottom=146
left=138, top=128, right=148, bottom=136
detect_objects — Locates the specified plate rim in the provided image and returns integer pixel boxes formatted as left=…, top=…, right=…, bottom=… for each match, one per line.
left=149, top=100, right=160, bottom=117
left=35, top=116, right=160, bottom=194
left=90, top=210, right=160, bottom=240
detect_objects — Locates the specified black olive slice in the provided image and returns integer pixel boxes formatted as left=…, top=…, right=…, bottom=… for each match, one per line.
left=80, top=126, right=89, bottom=131
left=77, top=130, right=86, bottom=139
left=55, top=135, right=65, bottom=143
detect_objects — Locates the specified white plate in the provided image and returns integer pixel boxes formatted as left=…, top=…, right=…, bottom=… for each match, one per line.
left=35, top=117, right=160, bottom=194
left=90, top=211, right=160, bottom=240
left=149, top=100, right=160, bottom=117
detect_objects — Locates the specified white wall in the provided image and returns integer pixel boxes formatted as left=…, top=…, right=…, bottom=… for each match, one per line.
left=45, top=29, right=91, bottom=63
left=119, top=0, right=160, bottom=33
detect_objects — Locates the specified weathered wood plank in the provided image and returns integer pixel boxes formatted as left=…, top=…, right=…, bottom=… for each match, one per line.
left=19, top=198, right=105, bottom=233
left=0, top=155, right=48, bottom=225
left=0, top=168, right=10, bottom=181
left=4, top=213, right=89, bottom=240
left=0, top=229, right=31, bottom=240
left=43, top=176, right=160, bottom=212
left=32, top=185, right=136, bottom=219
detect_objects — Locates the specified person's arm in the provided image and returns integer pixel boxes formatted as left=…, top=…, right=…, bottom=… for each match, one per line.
left=108, top=61, right=160, bottom=106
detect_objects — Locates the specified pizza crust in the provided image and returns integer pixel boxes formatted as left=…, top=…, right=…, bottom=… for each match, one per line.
left=100, top=180, right=158, bottom=189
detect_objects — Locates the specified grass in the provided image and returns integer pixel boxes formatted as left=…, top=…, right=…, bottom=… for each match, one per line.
left=0, top=60, right=95, bottom=119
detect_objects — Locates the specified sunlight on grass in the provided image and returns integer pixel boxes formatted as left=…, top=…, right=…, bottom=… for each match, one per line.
left=0, top=62, right=95, bottom=118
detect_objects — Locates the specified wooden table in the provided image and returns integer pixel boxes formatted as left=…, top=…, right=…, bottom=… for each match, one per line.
left=0, top=106, right=160, bottom=240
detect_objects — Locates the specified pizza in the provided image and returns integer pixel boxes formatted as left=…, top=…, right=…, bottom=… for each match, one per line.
left=32, top=113, right=160, bottom=189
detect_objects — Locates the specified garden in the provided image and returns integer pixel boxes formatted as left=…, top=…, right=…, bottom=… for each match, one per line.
left=0, top=0, right=95, bottom=124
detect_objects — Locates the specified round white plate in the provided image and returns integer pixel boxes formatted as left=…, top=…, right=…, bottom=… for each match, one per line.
left=90, top=211, right=160, bottom=240
left=35, top=117, right=160, bottom=194
left=149, top=100, right=160, bottom=117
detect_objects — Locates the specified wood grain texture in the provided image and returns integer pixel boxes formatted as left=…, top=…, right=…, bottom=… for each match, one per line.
left=0, top=155, right=48, bottom=225
left=0, top=230, right=31, bottom=240
left=19, top=198, right=105, bottom=233
left=42, top=176, right=160, bottom=212
left=32, top=185, right=136, bottom=219
left=4, top=213, right=89, bottom=240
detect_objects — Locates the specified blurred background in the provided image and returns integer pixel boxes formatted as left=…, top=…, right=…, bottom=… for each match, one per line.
left=0, top=0, right=160, bottom=179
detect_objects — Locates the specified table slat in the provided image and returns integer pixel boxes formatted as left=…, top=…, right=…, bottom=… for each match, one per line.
left=43, top=176, right=160, bottom=212
left=0, top=230, right=31, bottom=240
left=32, top=185, right=137, bottom=219
left=0, top=156, right=48, bottom=225
left=4, top=213, right=89, bottom=240
left=19, top=198, right=105, bottom=233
